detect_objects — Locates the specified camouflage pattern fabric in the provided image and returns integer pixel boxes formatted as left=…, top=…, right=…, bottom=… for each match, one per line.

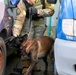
left=20, top=18, right=46, bottom=38
left=28, top=18, right=46, bottom=39
left=28, top=0, right=54, bottom=39
left=12, top=0, right=54, bottom=38
left=20, top=18, right=29, bottom=36
left=12, top=0, right=26, bottom=37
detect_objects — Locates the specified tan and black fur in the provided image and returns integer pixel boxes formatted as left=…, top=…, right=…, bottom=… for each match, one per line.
left=21, top=36, right=54, bottom=75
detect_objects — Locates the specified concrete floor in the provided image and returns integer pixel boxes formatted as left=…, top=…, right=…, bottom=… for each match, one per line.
left=5, top=54, right=54, bottom=75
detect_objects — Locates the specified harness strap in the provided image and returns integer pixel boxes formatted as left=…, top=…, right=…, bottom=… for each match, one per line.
left=41, top=0, right=45, bottom=9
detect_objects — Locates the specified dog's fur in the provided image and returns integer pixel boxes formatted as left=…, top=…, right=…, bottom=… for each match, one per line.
left=21, top=36, right=54, bottom=75
left=5, top=34, right=28, bottom=56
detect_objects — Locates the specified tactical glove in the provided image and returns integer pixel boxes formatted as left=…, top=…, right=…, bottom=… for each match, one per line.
left=29, top=7, right=37, bottom=15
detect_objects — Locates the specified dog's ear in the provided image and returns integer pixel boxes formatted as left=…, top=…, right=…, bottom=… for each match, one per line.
left=23, top=34, right=28, bottom=39
left=21, top=34, right=28, bottom=40
left=19, top=34, right=28, bottom=42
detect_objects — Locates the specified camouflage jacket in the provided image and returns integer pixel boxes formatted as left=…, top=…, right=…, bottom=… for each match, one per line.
left=17, top=0, right=54, bottom=18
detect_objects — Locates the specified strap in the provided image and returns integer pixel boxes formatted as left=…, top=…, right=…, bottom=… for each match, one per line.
left=41, top=0, right=45, bottom=9
left=27, top=9, right=32, bottom=33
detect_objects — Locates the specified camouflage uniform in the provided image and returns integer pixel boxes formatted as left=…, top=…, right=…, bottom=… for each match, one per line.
left=12, top=0, right=26, bottom=37
left=13, top=0, right=54, bottom=38
left=23, top=2, right=54, bottom=38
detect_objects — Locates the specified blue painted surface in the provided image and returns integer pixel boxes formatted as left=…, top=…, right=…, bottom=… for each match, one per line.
left=56, top=0, right=76, bottom=41
left=72, top=0, right=76, bottom=19
left=10, top=0, right=20, bottom=6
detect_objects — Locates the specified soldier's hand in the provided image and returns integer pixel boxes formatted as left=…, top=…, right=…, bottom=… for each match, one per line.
left=29, top=7, right=37, bottom=15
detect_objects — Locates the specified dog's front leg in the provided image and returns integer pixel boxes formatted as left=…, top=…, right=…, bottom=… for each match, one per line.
left=24, top=52, right=38, bottom=75
left=24, top=62, right=36, bottom=75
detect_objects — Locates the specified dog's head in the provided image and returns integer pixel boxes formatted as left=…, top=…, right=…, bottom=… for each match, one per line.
left=6, top=34, right=28, bottom=49
left=21, top=39, right=38, bottom=54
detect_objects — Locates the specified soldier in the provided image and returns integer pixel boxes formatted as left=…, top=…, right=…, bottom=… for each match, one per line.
left=11, top=0, right=54, bottom=38
left=27, top=0, right=54, bottom=39
left=10, top=0, right=55, bottom=74
left=20, top=0, right=55, bottom=39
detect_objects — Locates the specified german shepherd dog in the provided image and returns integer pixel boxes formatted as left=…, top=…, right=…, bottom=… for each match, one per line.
left=21, top=36, right=54, bottom=75
left=5, top=34, right=28, bottom=57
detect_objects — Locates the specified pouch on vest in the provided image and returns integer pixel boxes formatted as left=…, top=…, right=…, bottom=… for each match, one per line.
left=47, top=0, right=57, bottom=4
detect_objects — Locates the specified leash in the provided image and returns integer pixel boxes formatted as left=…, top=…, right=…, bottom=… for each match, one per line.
left=27, top=8, right=32, bottom=33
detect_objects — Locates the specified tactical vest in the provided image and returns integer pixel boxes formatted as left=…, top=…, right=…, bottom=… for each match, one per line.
left=23, top=0, right=43, bottom=20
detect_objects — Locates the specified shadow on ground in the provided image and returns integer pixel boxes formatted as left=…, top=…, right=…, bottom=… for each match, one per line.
left=5, top=54, right=54, bottom=75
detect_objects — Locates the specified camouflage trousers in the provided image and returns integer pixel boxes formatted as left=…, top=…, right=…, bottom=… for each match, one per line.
left=13, top=9, right=46, bottom=38
left=20, top=18, right=47, bottom=39
left=20, top=18, right=29, bottom=36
